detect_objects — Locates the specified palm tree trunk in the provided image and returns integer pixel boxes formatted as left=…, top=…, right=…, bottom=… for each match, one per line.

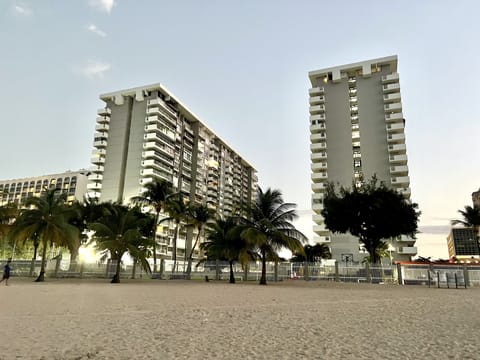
left=35, top=241, right=48, bottom=282
left=186, top=230, right=201, bottom=278
left=152, top=211, right=160, bottom=273
left=69, top=248, right=79, bottom=272
left=131, top=260, right=137, bottom=279
left=111, top=256, right=121, bottom=283
left=229, top=260, right=235, bottom=284
left=29, top=242, right=39, bottom=277
left=259, top=248, right=267, bottom=285
left=172, top=222, right=179, bottom=275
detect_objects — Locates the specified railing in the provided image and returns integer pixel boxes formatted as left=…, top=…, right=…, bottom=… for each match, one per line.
left=3, top=258, right=480, bottom=287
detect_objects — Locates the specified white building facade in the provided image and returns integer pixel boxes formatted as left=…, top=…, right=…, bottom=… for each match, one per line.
left=88, top=83, right=257, bottom=262
left=308, top=55, right=416, bottom=263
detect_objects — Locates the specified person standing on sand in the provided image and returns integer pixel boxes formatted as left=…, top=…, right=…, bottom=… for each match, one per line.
left=0, top=259, right=12, bottom=286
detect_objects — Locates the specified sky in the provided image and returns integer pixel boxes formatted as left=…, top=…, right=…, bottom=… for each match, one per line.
left=1, top=0, right=480, bottom=259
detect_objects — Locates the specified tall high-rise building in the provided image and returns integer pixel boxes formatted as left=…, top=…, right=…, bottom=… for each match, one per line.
left=308, top=55, right=416, bottom=263
left=88, top=83, right=257, bottom=261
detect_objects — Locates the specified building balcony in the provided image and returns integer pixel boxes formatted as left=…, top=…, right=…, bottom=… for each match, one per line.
left=310, top=114, right=326, bottom=122
left=312, top=214, right=325, bottom=223
left=147, top=98, right=177, bottom=117
left=145, top=124, right=176, bottom=141
left=310, top=123, right=326, bottom=134
left=397, top=235, right=415, bottom=243
left=90, top=156, right=105, bottom=164
left=312, top=203, right=324, bottom=213
left=386, top=123, right=404, bottom=133
left=311, top=153, right=328, bottom=164
left=388, top=143, right=407, bottom=153
left=95, top=123, right=110, bottom=132
left=309, top=105, right=325, bottom=115
left=91, top=148, right=106, bottom=157
left=97, top=108, right=111, bottom=116
left=93, top=140, right=107, bottom=148
left=143, top=142, right=174, bottom=157
left=390, top=165, right=409, bottom=175
left=385, top=112, right=403, bottom=122
left=96, top=116, right=110, bottom=124
left=313, top=225, right=328, bottom=233
left=310, top=132, right=326, bottom=141
left=95, top=132, right=109, bottom=140
left=309, top=96, right=325, bottom=105
left=391, top=176, right=410, bottom=186
left=312, top=182, right=326, bottom=192
left=311, top=164, right=328, bottom=173
left=384, top=103, right=402, bottom=112
left=398, top=246, right=417, bottom=255
left=309, top=87, right=325, bottom=96
left=310, top=143, right=327, bottom=152
left=88, top=174, right=103, bottom=181
left=313, top=236, right=330, bottom=243
left=387, top=133, right=405, bottom=143
left=383, top=83, right=400, bottom=93
left=396, top=187, right=412, bottom=198
left=87, top=182, right=102, bottom=190
left=381, top=73, right=399, bottom=83
left=383, top=93, right=401, bottom=103
left=90, top=165, right=104, bottom=173
left=389, top=154, right=408, bottom=164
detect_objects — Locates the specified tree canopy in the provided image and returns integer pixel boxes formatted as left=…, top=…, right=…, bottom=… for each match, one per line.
left=321, top=177, right=420, bottom=264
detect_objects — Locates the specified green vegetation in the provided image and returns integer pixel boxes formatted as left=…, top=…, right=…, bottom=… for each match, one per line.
left=321, top=176, right=420, bottom=264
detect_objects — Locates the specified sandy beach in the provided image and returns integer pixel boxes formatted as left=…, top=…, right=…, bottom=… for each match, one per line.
left=0, top=279, right=478, bottom=360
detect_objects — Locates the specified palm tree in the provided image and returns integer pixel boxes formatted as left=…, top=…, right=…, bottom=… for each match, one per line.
left=185, top=204, right=213, bottom=277
left=88, top=203, right=151, bottom=283
left=131, top=179, right=173, bottom=273
left=201, top=217, right=250, bottom=283
left=163, top=193, right=188, bottom=274
left=0, top=203, right=18, bottom=258
left=240, top=187, right=307, bottom=285
left=452, top=205, right=480, bottom=255
left=291, top=243, right=331, bottom=262
left=9, top=189, right=78, bottom=282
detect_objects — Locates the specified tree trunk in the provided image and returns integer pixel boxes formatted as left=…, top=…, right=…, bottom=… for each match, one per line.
left=259, top=249, right=267, bottom=285
left=186, top=230, right=201, bottom=278
left=111, top=255, right=122, bottom=283
left=229, top=260, right=235, bottom=284
left=152, top=210, right=160, bottom=273
left=29, top=243, right=39, bottom=277
left=69, top=247, right=79, bottom=272
left=172, top=222, right=179, bottom=275
left=131, top=260, right=137, bottom=279
left=35, top=242, right=48, bottom=282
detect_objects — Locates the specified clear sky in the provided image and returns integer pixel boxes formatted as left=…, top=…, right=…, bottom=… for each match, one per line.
left=2, top=0, right=479, bottom=259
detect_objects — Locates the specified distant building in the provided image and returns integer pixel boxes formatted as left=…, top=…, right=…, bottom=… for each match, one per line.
left=88, top=83, right=257, bottom=261
left=447, top=228, right=480, bottom=259
left=0, top=170, right=89, bottom=206
left=472, top=189, right=480, bottom=208
left=308, top=55, right=416, bottom=263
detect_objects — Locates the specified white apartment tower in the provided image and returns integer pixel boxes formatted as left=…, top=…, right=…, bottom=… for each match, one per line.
left=308, top=56, right=416, bottom=263
left=88, top=84, right=257, bottom=261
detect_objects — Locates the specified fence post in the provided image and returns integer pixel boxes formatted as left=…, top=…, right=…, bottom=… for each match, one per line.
left=366, top=262, right=371, bottom=283
left=215, top=259, right=220, bottom=281
left=54, top=255, right=62, bottom=278
left=463, top=264, right=469, bottom=288
left=79, top=262, right=84, bottom=279
left=274, top=260, right=278, bottom=282
left=396, top=263, right=403, bottom=285
left=334, top=261, right=339, bottom=282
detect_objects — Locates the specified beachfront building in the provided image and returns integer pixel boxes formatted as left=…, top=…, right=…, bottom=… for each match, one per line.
left=0, top=170, right=89, bottom=207
left=308, top=55, right=416, bottom=263
left=88, top=83, right=257, bottom=262
left=472, top=189, right=480, bottom=208
left=447, top=227, right=480, bottom=260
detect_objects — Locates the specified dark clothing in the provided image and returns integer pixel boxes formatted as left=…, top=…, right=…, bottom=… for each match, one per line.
left=2, top=264, right=10, bottom=279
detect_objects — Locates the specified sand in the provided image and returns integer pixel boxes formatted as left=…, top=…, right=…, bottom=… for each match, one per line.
left=0, top=278, right=478, bottom=360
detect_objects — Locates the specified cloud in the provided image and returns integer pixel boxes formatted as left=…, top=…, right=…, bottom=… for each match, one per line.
left=418, top=225, right=451, bottom=235
left=86, top=24, right=107, bottom=37
left=76, top=60, right=111, bottom=79
left=88, top=0, right=116, bottom=13
left=13, top=1, right=33, bottom=16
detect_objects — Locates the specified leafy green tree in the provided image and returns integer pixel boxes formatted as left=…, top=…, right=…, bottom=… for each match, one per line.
left=163, top=193, right=188, bottom=274
left=88, top=203, right=151, bottom=283
left=321, top=176, right=420, bottom=264
left=0, top=203, right=18, bottom=258
left=185, top=204, right=213, bottom=277
left=201, top=217, right=251, bottom=283
left=9, top=190, right=78, bottom=282
left=240, top=187, right=307, bottom=285
left=131, top=179, right=173, bottom=273
left=290, top=243, right=331, bottom=262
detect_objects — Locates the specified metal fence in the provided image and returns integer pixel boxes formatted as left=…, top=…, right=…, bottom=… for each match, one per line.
left=2, top=258, right=480, bottom=287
